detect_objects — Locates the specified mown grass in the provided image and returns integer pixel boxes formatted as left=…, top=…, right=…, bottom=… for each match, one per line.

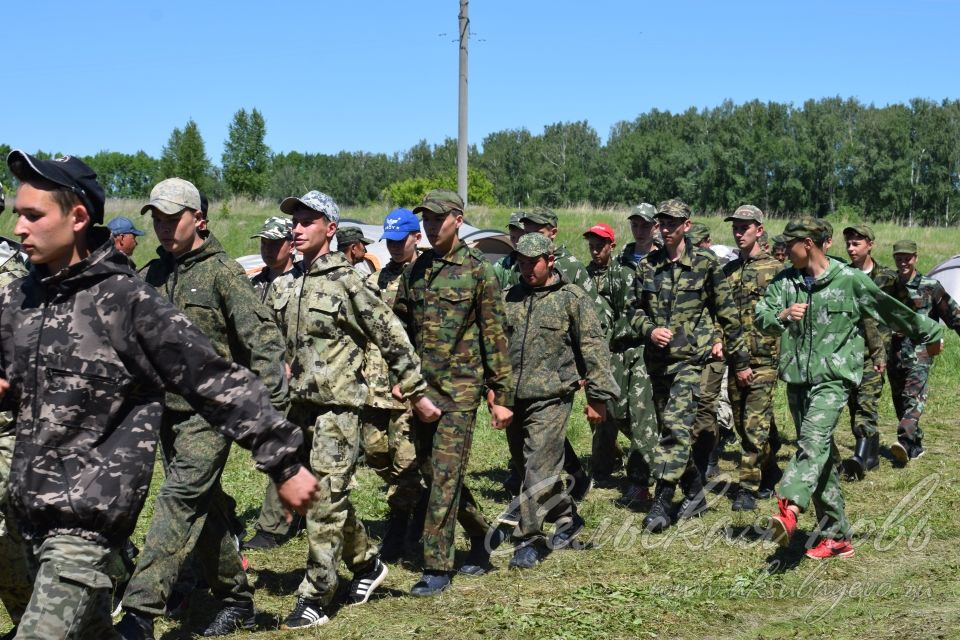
left=1, top=199, right=959, bottom=639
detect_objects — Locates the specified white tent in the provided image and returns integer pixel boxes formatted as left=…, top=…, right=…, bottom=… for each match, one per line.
left=929, top=254, right=960, bottom=302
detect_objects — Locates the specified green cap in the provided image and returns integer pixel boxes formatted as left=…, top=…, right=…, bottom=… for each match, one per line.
left=508, top=211, right=526, bottom=230
left=335, top=226, right=373, bottom=247
left=686, top=222, right=711, bottom=245
left=781, top=216, right=829, bottom=244
left=413, top=189, right=464, bottom=215
left=516, top=233, right=554, bottom=257
left=819, top=218, right=834, bottom=240
left=250, top=216, right=292, bottom=240
left=520, top=207, right=558, bottom=228
left=724, top=204, right=764, bottom=224
left=758, top=230, right=770, bottom=246
left=842, top=224, right=875, bottom=241
left=628, top=202, right=657, bottom=222
left=656, top=198, right=691, bottom=219
left=772, top=234, right=787, bottom=247
left=892, top=239, right=918, bottom=255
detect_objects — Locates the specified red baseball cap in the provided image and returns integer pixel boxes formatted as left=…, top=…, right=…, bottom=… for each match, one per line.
left=583, top=223, right=615, bottom=242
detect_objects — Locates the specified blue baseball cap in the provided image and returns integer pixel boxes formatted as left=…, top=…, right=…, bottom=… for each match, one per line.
left=107, top=216, right=145, bottom=236
left=381, top=208, right=420, bottom=241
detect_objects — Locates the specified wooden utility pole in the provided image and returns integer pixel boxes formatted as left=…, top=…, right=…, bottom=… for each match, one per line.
left=457, top=0, right=469, bottom=206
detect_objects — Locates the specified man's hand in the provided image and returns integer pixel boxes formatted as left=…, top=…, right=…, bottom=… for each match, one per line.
left=412, top=395, right=442, bottom=423
left=284, top=362, right=292, bottom=380
left=779, top=303, right=809, bottom=323
left=926, top=339, right=945, bottom=357
left=585, top=400, right=606, bottom=425
left=490, top=404, right=513, bottom=430
left=278, top=467, right=318, bottom=521
left=392, top=384, right=404, bottom=402
left=0, top=378, right=8, bottom=399
left=650, top=327, right=673, bottom=348
left=735, top=367, right=754, bottom=388
left=711, top=342, right=724, bottom=360
left=873, top=361, right=887, bottom=374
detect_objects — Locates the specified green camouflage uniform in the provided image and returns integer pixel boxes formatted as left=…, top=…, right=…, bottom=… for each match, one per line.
left=270, top=251, right=426, bottom=604
left=393, top=239, right=514, bottom=572
left=722, top=248, right=784, bottom=493
left=885, top=271, right=960, bottom=443
left=585, top=260, right=623, bottom=476
left=629, top=238, right=749, bottom=486
left=756, top=255, right=943, bottom=539
left=504, top=260, right=619, bottom=543
left=494, top=251, right=519, bottom=289
left=251, top=261, right=304, bottom=303
left=124, top=232, right=290, bottom=617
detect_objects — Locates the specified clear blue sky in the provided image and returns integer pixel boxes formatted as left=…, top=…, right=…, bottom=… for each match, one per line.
left=3, top=0, right=957, bottom=162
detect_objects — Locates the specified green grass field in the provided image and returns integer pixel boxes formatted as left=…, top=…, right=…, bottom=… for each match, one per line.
left=1, top=199, right=959, bottom=639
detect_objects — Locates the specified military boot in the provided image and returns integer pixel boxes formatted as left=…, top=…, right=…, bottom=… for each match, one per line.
left=864, top=434, right=880, bottom=470
left=378, top=510, right=410, bottom=564
left=677, top=473, right=709, bottom=519
left=643, top=482, right=675, bottom=533
left=840, top=437, right=867, bottom=481
left=705, top=443, right=722, bottom=479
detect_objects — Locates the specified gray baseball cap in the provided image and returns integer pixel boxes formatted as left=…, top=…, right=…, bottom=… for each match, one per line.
left=280, top=190, right=341, bottom=223
left=141, top=178, right=201, bottom=216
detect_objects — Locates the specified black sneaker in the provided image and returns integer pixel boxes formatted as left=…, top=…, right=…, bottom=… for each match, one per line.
left=115, top=610, right=155, bottom=640
left=731, top=489, right=757, bottom=512
left=908, top=442, right=925, bottom=460
left=460, top=527, right=506, bottom=576
left=242, top=530, right=280, bottom=550
left=549, top=514, right=586, bottom=550
left=202, top=602, right=255, bottom=637
left=508, top=542, right=548, bottom=570
left=891, top=439, right=910, bottom=466
left=346, top=558, right=388, bottom=605
left=280, top=597, right=329, bottom=630
left=496, top=500, right=521, bottom=527
left=410, top=571, right=452, bottom=597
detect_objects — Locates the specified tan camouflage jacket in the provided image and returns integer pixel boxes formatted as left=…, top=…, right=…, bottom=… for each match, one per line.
left=251, top=261, right=304, bottom=304
left=394, top=240, right=514, bottom=411
left=0, top=237, right=304, bottom=544
left=270, top=252, right=426, bottom=410
left=722, top=249, right=784, bottom=368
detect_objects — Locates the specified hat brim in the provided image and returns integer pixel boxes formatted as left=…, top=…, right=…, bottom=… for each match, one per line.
left=140, top=199, right=188, bottom=216
left=413, top=202, right=459, bottom=215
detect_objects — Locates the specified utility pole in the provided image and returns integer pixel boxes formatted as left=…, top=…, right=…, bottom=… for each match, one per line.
left=457, top=0, right=468, bottom=206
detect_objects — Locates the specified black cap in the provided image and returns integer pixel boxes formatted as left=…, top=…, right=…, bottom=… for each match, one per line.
left=6, top=149, right=105, bottom=224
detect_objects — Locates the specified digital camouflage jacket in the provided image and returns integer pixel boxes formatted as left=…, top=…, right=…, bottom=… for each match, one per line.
left=722, top=249, right=784, bottom=368
left=141, top=233, right=287, bottom=413
left=394, top=240, right=514, bottom=411
left=755, top=258, right=944, bottom=386
left=251, top=261, right=304, bottom=304
left=0, top=237, right=304, bottom=545
left=504, top=271, right=619, bottom=403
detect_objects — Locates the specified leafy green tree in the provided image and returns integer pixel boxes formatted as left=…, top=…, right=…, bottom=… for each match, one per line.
left=160, top=119, right=212, bottom=192
left=222, top=108, right=272, bottom=198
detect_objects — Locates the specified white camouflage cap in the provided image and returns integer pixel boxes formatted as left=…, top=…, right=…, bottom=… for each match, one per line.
left=250, top=216, right=293, bottom=240
left=279, top=190, right=340, bottom=223
left=140, top=178, right=201, bottom=216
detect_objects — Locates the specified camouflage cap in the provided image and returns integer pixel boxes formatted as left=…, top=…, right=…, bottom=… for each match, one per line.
left=628, top=202, right=657, bottom=222
left=686, top=222, right=711, bottom=245
left=892, top=239, right=918, bottom=255
left=336, top=226, right=372, bottom=247
left=250, top=216, right=292, bottom=240
left=279, top=190, right=340, bottom=222
left=508, top=211, right=526, bottom=230
left=516, top=232, right=554, bottom=257
left=413, top=189, right=464, bottom=215
left=520, top=207, right=559, bottom=228
left=842, top=224, right=875, bottom=241
left=724, top=204, right=764, bottom=224
left=141, top=177, right=201, bottom=216
left=772, top=234, right=787, bottom=247
left=656, top=198, right=691, bottom=219
left=781, top=216, right=829, bottom=244
left=758, top=229, right=770, bottom=246
left=818, top=218, right=834, bottom=239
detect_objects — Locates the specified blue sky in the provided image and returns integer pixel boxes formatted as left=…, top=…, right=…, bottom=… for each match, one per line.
left=3, top=1, right=957, bottom=161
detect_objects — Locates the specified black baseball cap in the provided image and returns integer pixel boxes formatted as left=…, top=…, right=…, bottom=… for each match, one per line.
left=6, top=149, right=105, bottom=223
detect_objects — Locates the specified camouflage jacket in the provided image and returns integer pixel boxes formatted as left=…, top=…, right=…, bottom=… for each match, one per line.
left=394, top=240, right=514, bottom=411
left=504, top=271, right=619, bottom=403
left=270, top=252, right=426, bottom=410
left=630, top=239, right=750, bottom=375
left=859, top=261, right=898, bottom=368
left=722, top=249, right=784, bottom=368
left=363, top=261, right=413, bottom=409
left=251, top=261, right=304, bottom=304
left=0, top=239, right=27, bottom=438
left=0, top=237, right=304, bottom=545
left=608, top=245, right=646, bottom=353
left=141, top=233, right=287, bottom=413
left=755, top=258, right=944, bottom=386
left=496, top=244, right=606, bottom=316
left=885, top=271, right=960, bottom=354
left=585, top=261, right=617, bottom=337
left=493, top=251, right=519, bottom=289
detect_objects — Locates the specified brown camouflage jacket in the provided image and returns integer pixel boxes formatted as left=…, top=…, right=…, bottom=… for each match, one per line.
left=0, top=237, right=303, bottom=545
left=722, top=249, right=784, bottom=368
left=394, top=239, right=514, bottom=411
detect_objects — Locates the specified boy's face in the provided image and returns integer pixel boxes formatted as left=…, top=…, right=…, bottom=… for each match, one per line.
left=260, top=237, right=293, bottom=270
left=586, top=235, right=613, bottom=267
left=657, top=216, right=690, bottom=250
left=386, top=232, right=420, bottom=264
left=773, top=245, right=787, bottom=262
left=518, top=253, right=554, bottom=287
left=629, top=217, right=657, bottom=245
left=731, top=221, right=761, bottom=252
left=13, top=183, right=81, bottom=267
left=422, top=210, right=462, bottom=253
left=894, top=252, right=917, bottom=278
left=152, top=209, right=202, bottom=256
left=786, top=237, right=814, bottom=268
left=844, top=235, right=874, bottom=268
left=523, top=222, right=557, bottom=240
left=291, top=210, right=335, bottom=258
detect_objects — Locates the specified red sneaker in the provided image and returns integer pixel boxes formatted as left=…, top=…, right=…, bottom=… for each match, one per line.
left=768, top=496, right=797, bottom=547
left=805, top=538, right=855, bottom=559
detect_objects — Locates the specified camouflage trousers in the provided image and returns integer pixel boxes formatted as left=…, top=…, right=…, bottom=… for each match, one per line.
left=511, top=396, right=576, bottom=542
left=847, top=364, right=885, bottom=439
left=123, top=410, right=252, bottom=617
left=0, top=429, right=31, bottom=625
left=694, top=360, right=729, bottom=442
left=16, top=534, right=116, bottom=640
left=650, top=364, right=702, bottom=484
left=294, top=403, right=377, bottom=604
left=413, top=410, right=491, bottom=573
left=360, top=406, right=423, bottom=514
left=591, top=346, right=658, bottom=485
left=728, top=366, right=778, bottom=493
left=888, top=339, right=932, bottom=443
left=779, top=380, right=852, bottom=540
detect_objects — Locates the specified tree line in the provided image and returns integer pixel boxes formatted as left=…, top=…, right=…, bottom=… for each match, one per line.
left=2, top=97, right=958, bottom=225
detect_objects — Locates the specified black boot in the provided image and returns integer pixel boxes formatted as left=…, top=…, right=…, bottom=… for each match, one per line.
left=379, top=510, right=410, bottom=564
left=705, top=443, right=722, bottom=479
left=841, top=437, right=867, bottom=481
left=865, top=433, right=880, bottom=470
left=677, top=472, right=708, bottom=519
left=643, top=482, right=675, bottom=533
